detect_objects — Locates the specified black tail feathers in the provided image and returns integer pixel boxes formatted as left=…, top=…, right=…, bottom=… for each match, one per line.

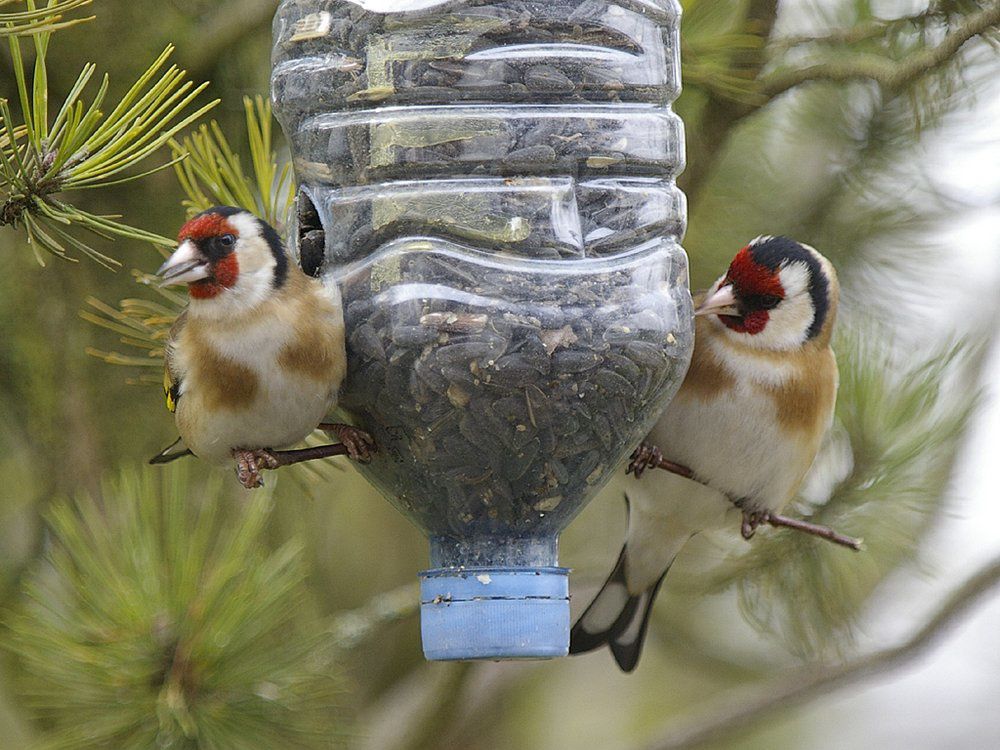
left=148, top=437, right=193, bottom=465
left=569, top=545, right=668, bottom=673
left=570, top=544, right=630, bottom=656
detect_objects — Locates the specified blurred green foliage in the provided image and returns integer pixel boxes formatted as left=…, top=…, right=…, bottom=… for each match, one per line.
left=1, top=1, right=998, bottom=749
left=722, top=333, right=980, bottom=656
left=5, top=466, right=345, bottom=749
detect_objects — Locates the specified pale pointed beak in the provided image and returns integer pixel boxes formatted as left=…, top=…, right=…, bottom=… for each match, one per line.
left=157, top=240, right=210, bottom=286
left=695, top=284, right=739, bottom=317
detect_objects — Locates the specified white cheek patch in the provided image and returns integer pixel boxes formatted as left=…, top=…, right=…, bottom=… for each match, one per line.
left=760, top=262, right=814, bottom=349
left=778, top=262, right=810, bottom=298
left=720, top=261, right=816, bottom=351
left=193, top=214, right=279, bottom=318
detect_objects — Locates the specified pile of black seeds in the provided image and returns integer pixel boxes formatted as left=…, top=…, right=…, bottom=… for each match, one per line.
left=274, top=0, right=690, bottom=561
left=299, top=177, right=685, bottom=266
left=289, top=105, right=684, bottom=188
left=337, top=245, right=691, bottom=541
left=272, top=0, right=681, bottom=122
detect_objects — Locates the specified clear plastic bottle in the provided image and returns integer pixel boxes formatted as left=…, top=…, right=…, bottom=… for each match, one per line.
left=272, top=0, right=691, bottom=660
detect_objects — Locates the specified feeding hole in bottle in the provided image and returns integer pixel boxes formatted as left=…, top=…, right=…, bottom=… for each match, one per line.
left=297, top=190, right=324, bottom=278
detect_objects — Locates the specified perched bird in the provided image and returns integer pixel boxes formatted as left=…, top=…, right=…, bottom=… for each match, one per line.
left=152, top=206, right=374, bottom=488
left=570, top=235, right=839, bottom=672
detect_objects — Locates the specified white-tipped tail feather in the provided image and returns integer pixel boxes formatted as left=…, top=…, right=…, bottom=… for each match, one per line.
left=571, top=481, right=733, bottom=672
left=569, top=541, right=670, bottom=672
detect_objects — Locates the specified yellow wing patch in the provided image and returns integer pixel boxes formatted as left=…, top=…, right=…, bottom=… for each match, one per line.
left=164, top=369, right=178, bottom=413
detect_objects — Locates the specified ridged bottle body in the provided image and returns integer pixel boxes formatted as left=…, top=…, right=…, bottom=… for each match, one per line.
left=272, top=0, right=691, bottom=569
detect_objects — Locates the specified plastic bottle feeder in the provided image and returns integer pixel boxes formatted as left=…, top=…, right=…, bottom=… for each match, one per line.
left=272, top=0, right=691, bottom=660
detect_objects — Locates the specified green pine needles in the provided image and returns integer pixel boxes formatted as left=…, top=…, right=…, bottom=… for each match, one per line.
left=0, top=5, right=217, bottom=267
left=5, top=465, right=345, bottom=750
left=0, top=0, right=92, bottom=38
left=172, top=95, right=295, bottom=230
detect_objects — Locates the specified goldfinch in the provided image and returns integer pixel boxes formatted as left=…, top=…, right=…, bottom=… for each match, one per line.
left=151, top=206, right=374, bottom=488
left=570, top=236, right=839, bottom=672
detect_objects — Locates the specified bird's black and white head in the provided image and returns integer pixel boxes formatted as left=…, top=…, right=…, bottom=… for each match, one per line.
left=696, top=236, right=838, bottom=350
left=157, top=206, right=288, bottom=314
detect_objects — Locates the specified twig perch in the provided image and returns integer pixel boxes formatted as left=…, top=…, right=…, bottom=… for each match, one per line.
left=637, top=554, right=1000, bottom=750
left=742, top=509, right=863, bottom=551
left=269, top=422, right=376, bottom=468
left=269, top=443, right=350, bottom=467
left=628, top=444, right=863, bottom=551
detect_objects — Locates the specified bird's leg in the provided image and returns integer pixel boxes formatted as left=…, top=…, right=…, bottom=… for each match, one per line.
left=624, top=447, right=863, bottom=551
left=627, top=442, right=695, bottom=480
left=232, top=448, right=280, bottom=489
left=317, top=423, right=377, bottom=463
left=627, top=442, right=662, bottom=478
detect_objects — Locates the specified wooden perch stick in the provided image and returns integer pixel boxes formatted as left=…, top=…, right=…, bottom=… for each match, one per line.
left=266, top=422, right=376, bottom=468
left=741, top=509, right=863, bottom=551
left=628, top=444, right=863, bottom=552
left=268, top=443, right=350, bottom=467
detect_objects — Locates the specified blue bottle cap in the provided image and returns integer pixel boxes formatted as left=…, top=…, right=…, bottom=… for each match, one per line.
left=419, top=567, right=569, bottom=661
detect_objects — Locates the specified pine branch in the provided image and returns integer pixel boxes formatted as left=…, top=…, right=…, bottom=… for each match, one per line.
left=328, top=582, right=420, bottom=651
left=1, top=29, right=218, bottom=266
left=678, top=0, right=778, bottom=206
left=681, top=3, right=999, bottom=210
left=636, top=554, right=1000, bottom=750
left=3, top=465, right=348, bottom=749
left=0, top=0, right=92, bottom=37
left=761, top=3, right=1000, bottom=97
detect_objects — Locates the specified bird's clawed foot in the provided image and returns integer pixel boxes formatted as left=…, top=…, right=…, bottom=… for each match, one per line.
left=740, top=508, right=770, bottom=540
left=627, top=442, right=663, bottom=478
left=319, top=423, right=377, bottom=463
left=233, top=448, right=280, bottom=489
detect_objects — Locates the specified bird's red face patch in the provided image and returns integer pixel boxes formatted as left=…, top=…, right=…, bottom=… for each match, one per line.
left=720, top=309, right=769, bottom=334
left=718, top=247, right=785, bottom=335
left=189, top=254, right=240, bottom=299
left=177, top=213, right=242, bottom=299
left=726, top=247, right=784, bottom=298
left=178, top=213, right=237, bottom=244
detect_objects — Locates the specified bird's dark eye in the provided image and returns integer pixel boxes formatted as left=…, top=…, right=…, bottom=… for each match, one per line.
left=218, top=233, right=236, bottom=247
left=741, top=293, right=782, bottom=312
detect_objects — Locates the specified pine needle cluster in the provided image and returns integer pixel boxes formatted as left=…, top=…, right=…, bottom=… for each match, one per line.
left=172, top=95, right=295, bottom=230
left=0, top=0, right=91, bottom=38
left=0, top=4, right=217, bottom=266
left=4, top=466, right=346, bottom=750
